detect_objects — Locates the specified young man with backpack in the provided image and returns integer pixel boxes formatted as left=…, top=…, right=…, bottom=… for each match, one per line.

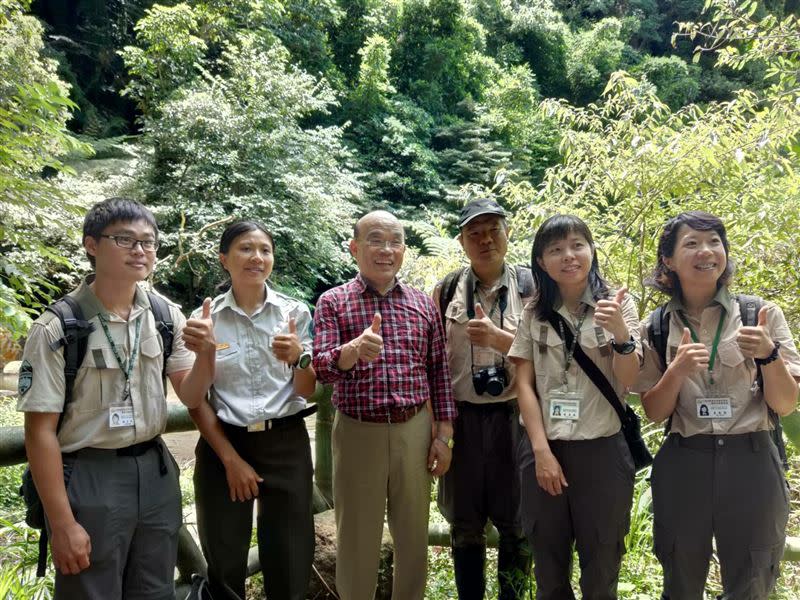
left=17, top=198, right=215, bottom=599
left=434, top=199, right=534, bottom=600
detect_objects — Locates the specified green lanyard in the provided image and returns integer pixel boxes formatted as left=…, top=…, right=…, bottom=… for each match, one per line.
left=97, top=312, right=142, bottom=403
left=558, top=305, right=589, bottom=387
left=677, top=309, right=726, bottom=386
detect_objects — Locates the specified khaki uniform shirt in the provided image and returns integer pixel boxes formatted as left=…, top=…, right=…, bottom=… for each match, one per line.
left=443, top=265, right=528, bottom=404
left=195, top=284, right=313, bottom=426
left=636, top=287, right=800, bottom=436
left=17, top=279, right=195, bottom=452
left=509, top=287, right=642, bottom=440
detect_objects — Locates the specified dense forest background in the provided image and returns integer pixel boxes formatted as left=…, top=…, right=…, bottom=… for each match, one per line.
left=2, top=0, right=800, bottom=332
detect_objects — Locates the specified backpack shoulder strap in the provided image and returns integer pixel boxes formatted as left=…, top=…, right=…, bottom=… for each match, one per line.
left=146, top=292, right=174, bottom=382
left=45, top=296, right=95, bottom=416
left=647, top=303, right=669, bottom=371
left=514, top=265, right=534, bottom=299
left=437, top=267, right=467, bottom=332
left=735, top=293, right=763, bottom=327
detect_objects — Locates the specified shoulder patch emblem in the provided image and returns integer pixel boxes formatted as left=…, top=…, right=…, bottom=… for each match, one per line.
left=18, top=359, right=33, bottom=396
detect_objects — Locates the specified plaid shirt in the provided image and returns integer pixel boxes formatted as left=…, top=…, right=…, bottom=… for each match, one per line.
left=313, top=274, right=456, bottom=422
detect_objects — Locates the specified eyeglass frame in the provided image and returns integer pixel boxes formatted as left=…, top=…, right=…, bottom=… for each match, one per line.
left=100, top=234, right=160, bottom=252
left=360, top=238, right=405, bottom=251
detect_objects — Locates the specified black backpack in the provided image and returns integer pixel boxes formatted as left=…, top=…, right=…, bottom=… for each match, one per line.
left=20, top=291, right=175, bottom=576
left=646, top=294, right=788, bottom=470
left=437, top=265, right=535, bottom=332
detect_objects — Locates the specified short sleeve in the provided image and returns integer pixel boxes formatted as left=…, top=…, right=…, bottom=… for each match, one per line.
left=16, top=319, right=67, bottom=413
left=633, top=313, right=665, bottom=393
left=508, top=307, right=535, bottom=362
left=166, top=305, right=196, bottom=374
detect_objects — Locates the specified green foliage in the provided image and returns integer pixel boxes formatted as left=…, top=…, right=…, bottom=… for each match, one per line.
left=565, top=18, right=626, bottom=105
left=123, top=5, right=363, bottom=303
left=0, top=0, right=92, bottom=336
left=632, top=55, right=701, bottom=110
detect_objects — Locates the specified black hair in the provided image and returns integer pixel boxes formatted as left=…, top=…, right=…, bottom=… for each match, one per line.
left=529, top=214, right=610, bottom=321
left=216, top=220, right=275, bottom=292
left=646, top=210, right=734, bottom=299
left=82, top=197, right=158, bottom=268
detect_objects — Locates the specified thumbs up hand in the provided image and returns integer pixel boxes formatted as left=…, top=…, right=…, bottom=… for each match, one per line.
left=184, top=297, right=217, bottom=354
left=466, top=302, right=498, bottom=347
left=737, top=305, right=775, bottom=359
left=354, top=312, right=383, bottom=362
left=594, top=287, right=630, bottom=342
left=670, top=326, right=710, bottom=377
left=273, top=317, right=304, bottom=365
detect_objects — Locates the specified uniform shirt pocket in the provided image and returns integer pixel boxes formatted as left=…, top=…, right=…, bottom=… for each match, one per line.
left=139, top=334, right=165, bottom=401
left=74, top=346, right=121, bottom=412
left=214, top=340, right=242, bottom=383
left=530, top=325, right=563, bottom=391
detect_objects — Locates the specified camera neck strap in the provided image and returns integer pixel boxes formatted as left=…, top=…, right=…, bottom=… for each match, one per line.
left=466, top=270, right=508, bottom=373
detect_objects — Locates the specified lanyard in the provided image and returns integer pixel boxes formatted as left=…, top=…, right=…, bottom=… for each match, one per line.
left=558, top=305, right=588, bottom=386
left=677, top=309, right=726, bottom=385
left=97, top=312, right=142, bottom=402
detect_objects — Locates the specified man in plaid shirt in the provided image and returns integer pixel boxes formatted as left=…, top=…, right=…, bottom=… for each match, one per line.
left=313, top=210, right=456, bottom=600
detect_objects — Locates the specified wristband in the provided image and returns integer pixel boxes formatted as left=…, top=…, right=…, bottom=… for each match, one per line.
left=755, top=341, right=781, bottom=366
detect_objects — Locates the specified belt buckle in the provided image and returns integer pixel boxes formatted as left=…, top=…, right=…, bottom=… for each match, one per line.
left=247, top=421, right=266, bottom=432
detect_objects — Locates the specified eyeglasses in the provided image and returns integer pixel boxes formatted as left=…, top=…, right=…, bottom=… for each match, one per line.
left=363, top=239, right=404, bottom=250
left=100, top=235, right=159, bottom=252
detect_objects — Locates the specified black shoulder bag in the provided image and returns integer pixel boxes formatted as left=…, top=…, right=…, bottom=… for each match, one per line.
left=547, top=312, right=653, bottom=471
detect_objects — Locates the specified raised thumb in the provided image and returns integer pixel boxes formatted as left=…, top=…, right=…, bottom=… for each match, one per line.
left=202, top=297, right=212, bottom=319
left=371, top=312, right=382, bottom=333
left=614, top=286, right=628, bottom=305
left=474, top=302, right=486, bottom=320
left=680, top=327, right=692, bottom=345
left=757, top=306, right=768, bottom=328
left=288, top=317, right=297, bottom=334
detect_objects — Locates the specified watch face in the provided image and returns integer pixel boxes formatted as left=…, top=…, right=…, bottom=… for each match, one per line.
left=298, top=353, right=312, bottom=369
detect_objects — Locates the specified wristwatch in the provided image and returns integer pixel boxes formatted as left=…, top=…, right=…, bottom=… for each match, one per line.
left=611, top=336, right=636, bottom=355
left=755, top=341, right=781, bottom=366
left=437, top=435, right=455, bottom=449
left=294, top=352, right=312, bottom=369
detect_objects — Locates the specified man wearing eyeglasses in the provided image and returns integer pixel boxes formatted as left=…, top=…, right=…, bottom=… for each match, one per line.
left=18, top=197, right=215, bottom=599
left=313, top=210, right=457, bottom=600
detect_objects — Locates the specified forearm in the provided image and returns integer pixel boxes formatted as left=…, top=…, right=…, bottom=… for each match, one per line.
left=188, top=400, right=240, bottom=467
left=293, top=366, right=317, bottom=398
left=612, top=351, right=640, bottom=389
left=174, top=351, right=215, bottom=409
left=336, top=341, right=359, bottom=371
left=491, top=328, right=515, bottom=355
left=761, top=362, right=800, bottom=416
left=24, top=416, right=73, bottom=527
left=640, top=365, right=684, bottom=422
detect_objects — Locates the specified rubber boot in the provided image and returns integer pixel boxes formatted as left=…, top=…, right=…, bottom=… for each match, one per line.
left=453, top=543, right=486, bottom=600
left=498, top=536, right=532, bottom=600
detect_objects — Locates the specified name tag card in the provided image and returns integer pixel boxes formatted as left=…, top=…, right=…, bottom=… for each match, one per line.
left=696, top=397, right=732, bottom=419
left=109, top=405, right=135, bottom=428
left=549, top=390, right=581, bottom=420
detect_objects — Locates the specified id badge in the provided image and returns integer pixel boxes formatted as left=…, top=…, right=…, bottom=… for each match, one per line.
left=548, top=390, right=581, bottom=420
left=109, top=405, right=135, bottom=428
left=696, top=397, right=732, bottom=419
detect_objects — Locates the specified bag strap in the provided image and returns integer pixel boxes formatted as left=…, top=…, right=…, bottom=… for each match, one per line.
left=438, top=267, right=468, bottom=333
left=515, top=265, right=535, bottom=299
left=146, top=291, right=174, bottom=385
left=546, top=312, right=627, bottom=425
left=45, top=296, right=95, bottom=427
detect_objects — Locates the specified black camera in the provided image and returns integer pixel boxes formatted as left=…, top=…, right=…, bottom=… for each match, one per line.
left=472, top=365, right=509, bottom=396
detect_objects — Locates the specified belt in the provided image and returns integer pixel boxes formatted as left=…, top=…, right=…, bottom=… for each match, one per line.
left=667, top=430, right=772, bottom=451
left=347, top=403, right=425, bottom=424
left=226, top=405, right=318, bottom=433
left=64, top=437, right=168, bottom=475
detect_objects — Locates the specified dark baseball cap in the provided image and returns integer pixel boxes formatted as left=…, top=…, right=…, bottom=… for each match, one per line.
left=457, top=199, right=507, bottom=228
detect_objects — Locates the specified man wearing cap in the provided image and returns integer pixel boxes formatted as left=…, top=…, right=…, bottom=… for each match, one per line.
left=434, top=199, right=534, bottom=600
left=313, top=210, right=457, bottom=600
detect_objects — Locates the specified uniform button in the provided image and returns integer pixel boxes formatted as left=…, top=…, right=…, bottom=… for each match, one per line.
left=702, top=329, right=708, bottom=335
left=717, top=438, right=724, bottom=446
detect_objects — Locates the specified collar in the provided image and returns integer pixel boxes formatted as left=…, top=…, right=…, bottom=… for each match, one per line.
left=72, top=275, right=150, bottom=321
left=665, top=286, right=732, bottom=316
left=214, top=283, right=277, bottom=316
left=555, top=284, right=597, bottom=312
left=469, top=263, right=510, bottom=293
left=354, top=273, right=403, bottom=297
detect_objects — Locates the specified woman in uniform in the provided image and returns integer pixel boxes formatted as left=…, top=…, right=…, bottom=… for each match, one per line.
left=187, top=220, right=317, bottom=600
left=638, top=210, right=800, bottom=599
left=508, top=214, right=641, bottom=599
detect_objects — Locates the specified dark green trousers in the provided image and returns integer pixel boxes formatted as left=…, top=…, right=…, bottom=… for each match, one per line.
left=194, top=417, right=314, bottom=600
